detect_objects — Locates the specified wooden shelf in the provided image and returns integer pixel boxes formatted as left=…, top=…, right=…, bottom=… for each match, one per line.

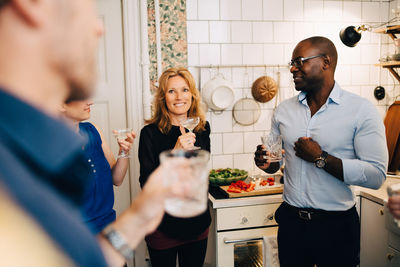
left=374, top=25, right=400, bottom=40
left=375, top=61, right=400, bottom=82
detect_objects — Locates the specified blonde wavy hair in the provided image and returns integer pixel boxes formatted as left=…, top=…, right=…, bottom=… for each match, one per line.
left=145, top=67, right=206, bottom=134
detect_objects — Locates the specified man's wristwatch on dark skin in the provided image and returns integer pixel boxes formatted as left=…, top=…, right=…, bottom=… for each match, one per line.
left=314, top=150, right=328, bottom=168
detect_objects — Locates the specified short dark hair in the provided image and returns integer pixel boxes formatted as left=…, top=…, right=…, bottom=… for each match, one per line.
left=301, top=36, right=338, bottom=72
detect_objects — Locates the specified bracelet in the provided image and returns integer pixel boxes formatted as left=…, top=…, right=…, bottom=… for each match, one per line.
left=102, top=225, right=135, bottom=261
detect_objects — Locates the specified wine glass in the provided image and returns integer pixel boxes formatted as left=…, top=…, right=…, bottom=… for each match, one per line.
left=113, top=128, right=132, bottom=158
left=180, top=117, right=200, bottom=150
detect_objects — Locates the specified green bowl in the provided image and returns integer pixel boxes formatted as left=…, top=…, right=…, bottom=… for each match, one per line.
left=209, top=168, right=248, bottom=186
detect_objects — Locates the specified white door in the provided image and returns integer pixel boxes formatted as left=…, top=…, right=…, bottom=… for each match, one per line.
left=92, top=0, right=131, bottom=216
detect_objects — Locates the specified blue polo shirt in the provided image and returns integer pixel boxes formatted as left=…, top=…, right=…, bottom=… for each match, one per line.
left=0, top=89, right=107, bottom=266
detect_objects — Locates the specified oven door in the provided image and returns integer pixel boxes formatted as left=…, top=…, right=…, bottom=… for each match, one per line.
left=217, top=226, right=278, bottom=267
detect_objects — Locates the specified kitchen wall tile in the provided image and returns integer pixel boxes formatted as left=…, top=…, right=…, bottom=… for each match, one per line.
left=220, top=0, right=241, bottom=20
left=323, top=1, right=342, bottom=22
left=254, top=109, right=273, bottom=132
left=232, top=22, right=253, bottom=43
left=223, top=132, right=243, bottom=153
left=221, top=44, right=242, bottom=65
left=253, top=22, right=273, bottom=43
left=244, top=131, right=264, bottom=153
left=338, top=46, right=361, bottom=65
left=233, top=154, right=254, bottom=171
left=343, top=2, right=361, bottom=22
left=264, top=44, right=285, bottom=65
left=369, top=65, right=379, bottom=87
left=335, top=65, right=352, bottom=86
left=314, top=22, right=341, bottom=45
left=211, top=111, right=232, bottom=133
left=242, top=0, right=263, bottom=21
left=186, top=21, right=209, bottom=43
left=362, top=2, right=381, bottom=23
left=200, top=68, right=212, bottom=89
left=274, top=22, right=293, bottom=43
left=210, top=133, right=223, bottom=155
left=198, top=0, right=219, bottom=20
left=186, top=0, right=197, bottom=20
left=294, top=22, right=315, bottom=43
left=199, top=44, right=220, bottom=65
left=212, top=154, right=233, bottom=169
left=187, top=44, right=199, bottom=66
left=232, top=68, right=249, bottom=88
left=343, top=86, right=361, bottom=96
left=360, top=44, right=380, bottom=65
left=233, top=121, right=254, bottom=132
left=283, top=0, right=303, bottom=21
left=351, top=65, right=370, bottom=86
left=210, top=21, right=231, bottom=43
left=380, top=2, right=389, bottom=24
left=360, top=85, right=379, bottom=106
left=263, top=0, right=283, bottom=21
left=304, top=0, right=324, bottom=22
left=243, top=44, right=264, bottom=65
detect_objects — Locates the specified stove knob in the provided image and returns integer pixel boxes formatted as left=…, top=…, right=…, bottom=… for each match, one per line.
left=241, top=217, right=248, bottom=224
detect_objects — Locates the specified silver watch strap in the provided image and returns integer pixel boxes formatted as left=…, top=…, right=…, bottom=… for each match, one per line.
left=102, top=225, right=135, bottom=261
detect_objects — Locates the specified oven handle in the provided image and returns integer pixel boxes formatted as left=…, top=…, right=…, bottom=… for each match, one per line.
left=223, top=237, right=263, bottom=244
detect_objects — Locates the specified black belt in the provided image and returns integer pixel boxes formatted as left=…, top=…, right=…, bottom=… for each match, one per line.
left=282, top=202, right=356, bottom=221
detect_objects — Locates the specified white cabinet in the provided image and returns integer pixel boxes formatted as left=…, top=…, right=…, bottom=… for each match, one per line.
left=360, top=197, right=388, bottom=267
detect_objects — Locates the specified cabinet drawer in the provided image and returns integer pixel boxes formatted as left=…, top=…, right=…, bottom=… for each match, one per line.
left=386, top=246, right=400, bottom=267
left=216, top=203, right=280, bottom=231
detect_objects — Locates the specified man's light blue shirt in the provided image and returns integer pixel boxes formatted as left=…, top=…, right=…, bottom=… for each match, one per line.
left=272, top=82, right=388, bottom=210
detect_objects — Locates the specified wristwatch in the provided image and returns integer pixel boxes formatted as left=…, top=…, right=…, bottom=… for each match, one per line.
left=314, top=150, right=328, bottom=168
left=102, top=225, right=135, bottom=261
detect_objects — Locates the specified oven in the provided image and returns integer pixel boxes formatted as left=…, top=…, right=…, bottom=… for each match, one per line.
left=205, top=199, right=281, bottom=267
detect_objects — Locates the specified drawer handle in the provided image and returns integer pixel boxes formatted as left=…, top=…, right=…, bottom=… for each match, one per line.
left=267, top=214, right=274, bottom=221
left=379, top=209, right=384, bottom=216
left=223, top=237, right=263, bottom=244
left=241, top=217, right=248, bottom=224
left=387, top=253, right=394, bottom=261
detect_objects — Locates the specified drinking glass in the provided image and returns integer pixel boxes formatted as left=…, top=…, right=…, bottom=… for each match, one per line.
left=180, top=116, right=200, bottom=150
left=261, top=132, right=282, bottom=162
left=113, top=128, right=132, bottom=158
left=159, top=149, right=210, bottom=218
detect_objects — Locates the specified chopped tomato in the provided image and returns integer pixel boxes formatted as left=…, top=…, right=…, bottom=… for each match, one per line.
left=267, top=177, right=275, bottom=182
left=245, top=183, right=256, bottom=192
left=260, top=179, right=268, bottom=186
left=268, top=181, right=275, bottom=186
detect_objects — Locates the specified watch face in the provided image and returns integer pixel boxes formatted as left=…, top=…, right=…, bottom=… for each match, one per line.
left=316, top=159, right=325, bottom=168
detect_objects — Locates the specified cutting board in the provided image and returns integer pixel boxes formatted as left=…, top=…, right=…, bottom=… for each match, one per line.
left=219, top=184, right=283, bottom=198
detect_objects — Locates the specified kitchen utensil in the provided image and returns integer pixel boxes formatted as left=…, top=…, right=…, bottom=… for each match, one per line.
left=201, top=73, right=235, bottom=111
left=232, top=97, right=261, bottom=126
left=251, top=75, right=278, bottom=103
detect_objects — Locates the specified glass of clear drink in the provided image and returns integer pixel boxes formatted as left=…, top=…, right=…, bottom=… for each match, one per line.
left=180, top=117, right=200, bottom=150
left=113, top=128, right=132, bottom=158
left=159, top=149, right=210, bottom=218
left=261, top=132, right=282, bottom=162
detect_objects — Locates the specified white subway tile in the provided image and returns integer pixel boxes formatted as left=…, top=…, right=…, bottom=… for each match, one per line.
left=220, top=0, right=241, bottom=20
left=221, top=44, right=242, bottom=65
left=263, top=0, right=283, bottom=21
left=380, top=2, right=390, bottom=25
left=254, top=109, right=273, bottom=131
left=342, top=86, right=361, bottom=96
left=211, top=111, right=232, bottom=133
left=242, top=0, right=263, bottom=21
left=264, top=44, right=285, bottom=65
left=274, top=22, right=294, bottom=43
left=210, top=21, right=231, bottom=43
left=369, top=65, right=379, bottom=86
left=360, top=85, right=379, bottom=106
left=323, top=1, right=342, bottom=22
left=187, top=44, right=199, bottom=66
left=335, top=65, right=352, bottom=86
left=233, top=153, right=254, bottom=171
left=199, top=44, right=221, bottom=65
left=212, top=154, right=233, bottom=169
left=210, top=133, right=223, bottom=155
left=293, top=22, right=315, bottom=43
left=186, top=0, right=197, bottom=20
left=232, top=68, right=248, bottom=88
left=360, top=44, right=380, bottom=65
left=223, top=132, right=243, bottom=153
left=304, top=0, right=324, bottom=22
left=244, top=132, right=263, bottom=153
left=253, top=22, right=273, bottom=43
left=232, top=21, right=252, bottom=43
left=337, top=46, right=361, bottom=65
left=343, top=2, right=361, bottom=22
left=198, top=0, right=219, bottom=20
left=187, top=21, right=209, bottom=43
left=243, top=44, right=264, bottom=65
left=362, top=2, right=381, bottom=23
left=233, top=121, right=254, bottom=132
left=283, top=0, right=303, bottom=21
left=313, top=22, right=340, bottom=45
left=351, top=65, right=370, bottom=86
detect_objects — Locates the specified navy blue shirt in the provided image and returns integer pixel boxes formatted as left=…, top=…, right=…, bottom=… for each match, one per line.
left=0, top=89, right=107, bottom=266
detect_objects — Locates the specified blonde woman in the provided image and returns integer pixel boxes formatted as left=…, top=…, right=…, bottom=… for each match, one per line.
left=138, top=67, right=211, bottom=267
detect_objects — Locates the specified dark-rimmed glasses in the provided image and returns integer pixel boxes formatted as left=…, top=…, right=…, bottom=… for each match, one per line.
left=289, top=54, right=325, bottom=68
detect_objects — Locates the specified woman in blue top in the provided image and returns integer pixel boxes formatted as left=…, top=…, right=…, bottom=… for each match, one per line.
left=61, top=100, right=135, bottom=233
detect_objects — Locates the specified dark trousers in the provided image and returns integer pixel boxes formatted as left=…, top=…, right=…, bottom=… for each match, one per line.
left=275, top=202, right=360, bottom=267
left=147, top=238, right=208, bottom=267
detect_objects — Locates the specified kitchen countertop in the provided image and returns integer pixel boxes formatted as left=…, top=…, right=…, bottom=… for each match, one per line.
left=208, top=175, right=400, bottom=209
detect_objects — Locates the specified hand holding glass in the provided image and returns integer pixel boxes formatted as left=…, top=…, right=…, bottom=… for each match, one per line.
left=159, top=149, right=210, bottom=218
left=261, top=133, right=282, bottom=162
left=180, top=117, right=200, bottom=150
left=113, top=128, right=132, bottom=158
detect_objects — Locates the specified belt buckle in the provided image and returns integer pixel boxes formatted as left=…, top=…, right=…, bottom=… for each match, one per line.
left=298, top=210, right=312, bottom=220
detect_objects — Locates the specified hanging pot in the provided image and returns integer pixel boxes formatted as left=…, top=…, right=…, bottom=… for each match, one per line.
left=201, top=74, right=235, bottom=111
left=251, top=75, right=278, bottom=103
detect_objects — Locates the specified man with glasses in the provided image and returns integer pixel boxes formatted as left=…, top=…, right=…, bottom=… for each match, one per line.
left=255, top=36, right=388, bottom=267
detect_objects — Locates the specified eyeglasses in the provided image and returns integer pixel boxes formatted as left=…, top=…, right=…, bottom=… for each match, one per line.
left=289, top=54, right=325, bottom=68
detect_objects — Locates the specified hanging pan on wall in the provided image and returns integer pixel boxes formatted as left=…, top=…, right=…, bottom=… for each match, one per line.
left=232, top=97, right=261, bottom=126
left=251, top=75, right=278, bottom=103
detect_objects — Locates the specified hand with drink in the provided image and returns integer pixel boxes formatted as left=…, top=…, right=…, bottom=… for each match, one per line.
left=178, top=117, right=200, bottom=150
left=255, top=131, right=283, bottom=171
left=112, top=128, right=136, bottom=158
